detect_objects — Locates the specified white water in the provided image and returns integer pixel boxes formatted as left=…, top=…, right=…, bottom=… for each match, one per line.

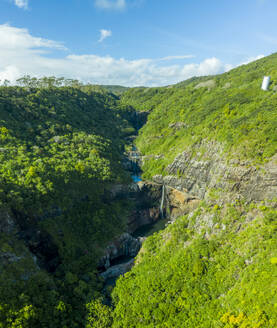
left=160, top=184, right=165, bottom=218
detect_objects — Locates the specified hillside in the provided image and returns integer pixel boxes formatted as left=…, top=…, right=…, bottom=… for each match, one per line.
left=0, top=85, right=136, bottom=327
left=0, top=54, right=276, bottom=328
left=130, top=54, right=277, bottom=178
left=109, top=54, right=277, bottom=327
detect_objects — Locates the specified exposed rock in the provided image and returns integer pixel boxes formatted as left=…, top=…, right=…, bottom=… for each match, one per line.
left=99, top=233, right=141, bottom=270
left=100, top=259, right=134, bottom=281
left=153, top=141, right=277, bottom=204
left=53, top=136, right=62, bottom=143
left=223, top=82, right=231, bottom=89
left=135, top=180, right=200, bottom=221
left=125, top=111, right=149, bottom=131
left=194, top=80, right=216, bottom=90
left=169, top=122, right=188, bottom=130
left=0, top=209, right=40, bottom=280
left=127, top=181, right=163, bottom=232
left=245, top=209, right=262, bottom=223
left=193, top=213, right=215, bottom=233
left=0, top=208, right=17, bottom=234
left=141, top=154, right=164, bottom=163
left=128, top=207, right=160, bottom=232
left=123, top=148, right=142, bottom=173
left=0, top=252, right=22, bottom=263
left=108, top=184, right=130, bottom=198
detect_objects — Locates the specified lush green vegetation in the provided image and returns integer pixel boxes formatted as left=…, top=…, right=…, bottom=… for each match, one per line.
left=109, top=54, right=277, bottom=327
left=121, top=54, right=277, bottom=179
left=111, top=202, right=277, bottom=327
left=1, top=53, right=277, bottom=327
left=120, top=86, right=170, bottom=112
left=0, top=83, right=135, bottom=327
left=100, top=85, right=129, bottom=96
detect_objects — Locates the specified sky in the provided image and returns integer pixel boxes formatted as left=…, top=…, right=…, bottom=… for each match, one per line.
left=0, top=0, right=276, bottom=86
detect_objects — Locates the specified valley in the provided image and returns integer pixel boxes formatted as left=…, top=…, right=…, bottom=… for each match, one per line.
left=0, top=54, right=276, bottom=327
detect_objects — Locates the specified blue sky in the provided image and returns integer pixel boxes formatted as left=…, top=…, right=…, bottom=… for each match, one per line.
left=0, top=0, right=276, bottom=86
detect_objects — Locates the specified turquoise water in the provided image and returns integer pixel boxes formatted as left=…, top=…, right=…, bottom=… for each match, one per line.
left=132, top=175, right=142, bottom=183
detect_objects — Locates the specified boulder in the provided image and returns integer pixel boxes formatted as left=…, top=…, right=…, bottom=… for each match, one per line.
left=100, top=259, right=134, bottom=281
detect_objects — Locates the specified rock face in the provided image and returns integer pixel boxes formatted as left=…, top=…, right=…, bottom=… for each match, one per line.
left=194, top=79, right=216, bottom=90
left=166, top=187, right=200, bottom=219
left=0, top=207, right=40, bottom=280
left=0, top=208, right=17, bottom=234
left=106, top=180, right=163, bottom=233
left=99, top=233, right=142, bottom=271
left=127, top=181, right=162, bottom=231
left=133, top=181, right=200, bottom=221
left=153, top=141, right=277, bottom=204
left=100, top=259, right=134, bottom=280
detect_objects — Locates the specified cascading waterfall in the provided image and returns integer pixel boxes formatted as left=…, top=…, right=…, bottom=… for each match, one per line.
left=160, top=184, right=166, bottom=218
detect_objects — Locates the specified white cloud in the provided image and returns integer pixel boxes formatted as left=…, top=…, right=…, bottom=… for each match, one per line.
left=0, top=24, right=67, bottom=51
left=99, top=29, right=112, bottom=42
left=159, top=55, right=195, bottom=61
left=94, top=0, right=126, bottom=10
left=14, top=0, right=28, bottom=9
left=0, top=66, right=20, bottom=82
left=0, top=24, right=253, bottom=87
left=240, top=54, right=265, bottom=66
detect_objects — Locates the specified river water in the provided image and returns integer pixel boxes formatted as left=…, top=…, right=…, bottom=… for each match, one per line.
left=101, top=143, right=169, bottom=298
left=131, top=175, right=142, bottom=183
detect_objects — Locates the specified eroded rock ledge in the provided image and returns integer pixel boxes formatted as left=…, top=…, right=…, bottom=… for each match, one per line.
left=152, top=142, right=277, bottom=204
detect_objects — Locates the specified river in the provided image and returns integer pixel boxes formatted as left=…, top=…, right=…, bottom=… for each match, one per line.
left=100, top=144, right=169, bottom=298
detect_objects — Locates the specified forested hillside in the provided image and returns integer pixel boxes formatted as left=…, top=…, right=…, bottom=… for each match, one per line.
left=123, top=54, right=277, bottom=179
left=109, top=54, right=277, bottom=327
left=0, top=84, right=135, bottom=327
left=0, top=54, right=276, bottom=328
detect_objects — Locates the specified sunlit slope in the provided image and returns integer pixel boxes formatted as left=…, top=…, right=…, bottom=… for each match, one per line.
left=111, top=203, right=277, bottom=328
left=128, top=53, right=277, bottom=178
left=109, top=54, right=277, bottom=328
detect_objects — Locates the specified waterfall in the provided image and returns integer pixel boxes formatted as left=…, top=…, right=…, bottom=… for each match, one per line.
left=160, top=184, right=165, bottom=218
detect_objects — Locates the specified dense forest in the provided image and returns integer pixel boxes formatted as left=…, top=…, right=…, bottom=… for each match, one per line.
left=0, top=82, right=136, bottom=327
left=0, top=54, right=276, bottom=327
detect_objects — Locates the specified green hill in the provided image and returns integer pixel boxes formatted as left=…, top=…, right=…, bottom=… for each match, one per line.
left=110, top=54, right=277, bottom=327
left=100, top=85, right=129, bottom=95
left=0, top=53, right=276, bottom=328
left=130, top=54, right=277, bottom=179
left=0, top=85, right=135, bottom=327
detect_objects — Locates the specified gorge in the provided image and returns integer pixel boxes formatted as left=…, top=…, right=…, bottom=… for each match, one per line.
left=0, top=54, right=276, bottom=327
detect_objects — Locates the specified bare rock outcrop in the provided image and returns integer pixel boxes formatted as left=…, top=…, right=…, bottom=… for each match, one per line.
left=153, top=141, right=277, bottom=204
left=100, top=259, right=134, bottom=280
left=99, top=233, right=142, bottom=270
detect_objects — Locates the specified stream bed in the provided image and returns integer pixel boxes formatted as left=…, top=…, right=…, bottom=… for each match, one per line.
left=100, top=142, right=169, bottom=298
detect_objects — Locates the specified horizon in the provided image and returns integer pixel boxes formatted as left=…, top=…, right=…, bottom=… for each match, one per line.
left=0, top=53, right=272, bottom=89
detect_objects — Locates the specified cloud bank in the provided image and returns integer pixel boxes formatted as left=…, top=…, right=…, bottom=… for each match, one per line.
left=240, top=55, right=265, bottom=66
left=0, top=24, right=260, bottom=87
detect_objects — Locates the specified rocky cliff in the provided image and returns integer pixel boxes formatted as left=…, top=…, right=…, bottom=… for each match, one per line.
left=151, top=140, right=277, bottom=206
